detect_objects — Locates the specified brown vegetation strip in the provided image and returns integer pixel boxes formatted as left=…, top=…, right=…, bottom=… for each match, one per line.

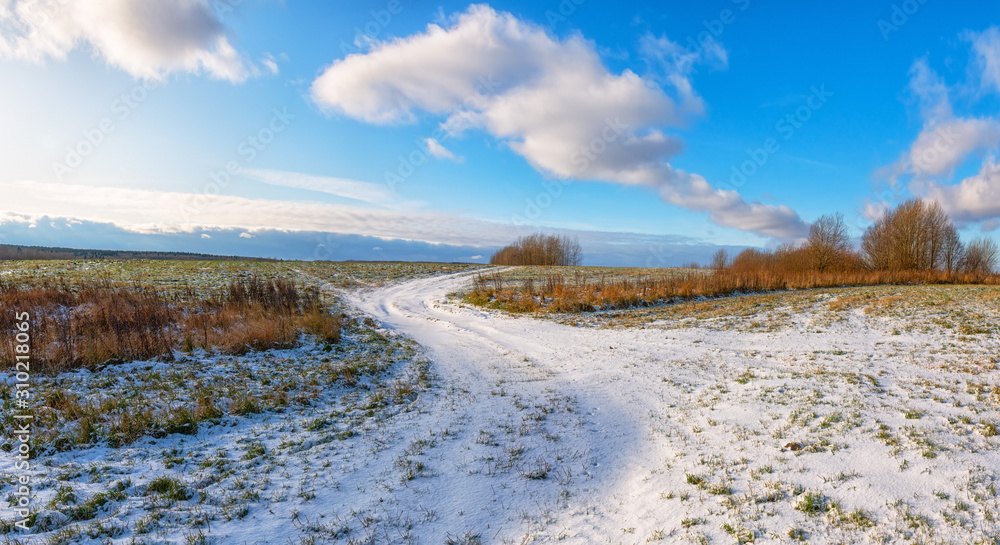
left=0, top=276, right=341, bottom=373
left=468, top=269, right=1000, bottom=314
left=473, top=199, right=1000, bottom=313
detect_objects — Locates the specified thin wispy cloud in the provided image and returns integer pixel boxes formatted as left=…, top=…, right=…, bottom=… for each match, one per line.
left=0, top=211, right=725, bottom=265
left=0, top=179, right=506, bottom=246
left=967, top=26, right=1000, bottom=94
left=244, top=169, right=423, bottom=209
left=425, top=138, right=461, bottom=162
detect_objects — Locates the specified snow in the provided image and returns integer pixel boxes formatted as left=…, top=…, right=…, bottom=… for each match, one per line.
left=344, top=271, right=1000, bottom=543
left=2, top=269, right=998, bottom=543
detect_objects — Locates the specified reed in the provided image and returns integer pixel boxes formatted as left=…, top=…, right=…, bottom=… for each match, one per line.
left=0, top=276, right=341, bottom=372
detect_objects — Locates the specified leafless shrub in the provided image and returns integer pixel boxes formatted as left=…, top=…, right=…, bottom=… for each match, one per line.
left=710, top=249, right=729, bottom=271
left=807, top=213, right=851, bottom=272
left=862, top=199, right=954, bottom=271
left=963, top=237, right=999, bottom=274
left=490, top=234, right=582, bottom=266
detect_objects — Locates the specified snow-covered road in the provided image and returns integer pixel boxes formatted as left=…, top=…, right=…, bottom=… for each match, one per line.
left=347, top=270, right=670, bottom=543
left=343, top=271, right=1000, bottom=544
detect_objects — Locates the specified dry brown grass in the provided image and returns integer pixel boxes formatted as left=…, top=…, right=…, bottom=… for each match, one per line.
left=0, top=276, right=341, bottom=372
left=468, top=268, right=1000, bottom=314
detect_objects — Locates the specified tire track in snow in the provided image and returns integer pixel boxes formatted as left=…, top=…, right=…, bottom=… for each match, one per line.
left=339, top=271, right=683, bottom=543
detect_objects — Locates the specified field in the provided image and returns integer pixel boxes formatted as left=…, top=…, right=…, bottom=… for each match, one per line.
left=1, top=262, right=999, bottom=544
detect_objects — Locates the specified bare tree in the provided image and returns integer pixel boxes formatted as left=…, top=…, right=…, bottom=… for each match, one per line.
left=710, top=249, right=729, bottom=271
left=962, top=237, right=999, bottom=273
left=862, top=199, right=957, bottom=271
left=562, top=235, right=582, bottom=266
left=940, top=224, right=964, bottom=274
left=489, top=233, right=583, bottom=266
left=922, top=202, right=950, bottom=269
left=807, top=213, right=851, bottom=272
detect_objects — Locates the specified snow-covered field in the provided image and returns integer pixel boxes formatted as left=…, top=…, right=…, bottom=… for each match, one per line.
left=3, top=267, right=999, bottom=544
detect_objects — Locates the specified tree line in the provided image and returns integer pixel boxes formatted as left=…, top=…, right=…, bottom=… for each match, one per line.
left=712, top=199, right=998, bottom=276
left=490, top=234, right=583, bottom=266
left=470, top=199, right=999, bottom=314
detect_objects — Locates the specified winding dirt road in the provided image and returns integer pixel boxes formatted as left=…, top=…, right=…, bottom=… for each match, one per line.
left=333, top=270, right=998, bottom=544
left=343, top=271, right=712, bottom=543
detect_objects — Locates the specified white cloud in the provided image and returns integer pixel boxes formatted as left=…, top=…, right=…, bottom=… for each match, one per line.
left=0, top=179, right=520, bottom=247
left=861, top=200, right=889, bottom=223
left=657, top=170, right=806, bottom=239
left=893, top=58, right=1000, bottom=179
left=0, top=211, right=731, bottom=265
left=0, top=0, right=249, bottom=81
left=638, top=32, right=728, bottom=81
left=907, top=117, right=1000, bottom=177
left=425, top=137, right=460, bottom=161
left=908, top=57, right=952, bottom=123
left=244, top=168, right=419, bottom=209
left=311, top=4, right=807, bottom=239
left=966, top=26, right=1000, bottom=94
left=261, top=53, right=278, bottom=75
left=881, top=36, right=1000, bottom=228
left=0, top=180, right=735, bottom=265
left=923, top=159, right=1000, bottom=224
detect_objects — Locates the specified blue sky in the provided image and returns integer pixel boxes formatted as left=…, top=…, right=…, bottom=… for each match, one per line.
left=2, top=0, right=1000, bottom=265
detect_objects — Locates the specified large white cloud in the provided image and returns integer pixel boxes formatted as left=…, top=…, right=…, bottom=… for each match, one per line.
left=907, top=117, right=1000, bottom=178
left=878, top=36, right=1000, bottom=229
left=0, top=0, right=249, bottom=81
left=311, top=4, right=808, bottom=239
left=922, top=160, right=1000, bottom=224
left=885, top=59, right=1000, bottom=181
